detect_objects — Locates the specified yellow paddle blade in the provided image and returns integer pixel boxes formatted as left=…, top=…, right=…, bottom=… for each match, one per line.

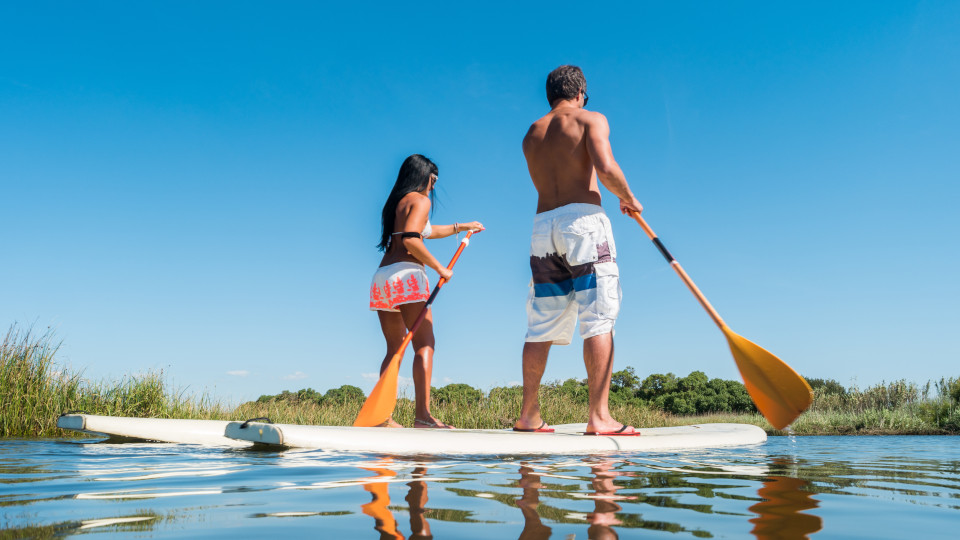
left=353, top=354, right=401, bottom=427
left=722, top=326, right=813, bottom=430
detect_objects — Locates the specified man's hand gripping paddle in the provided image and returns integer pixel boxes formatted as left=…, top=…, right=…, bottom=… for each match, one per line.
left=628, top=210, right=812, bottom=429
left=354, top=229, right=480, bottom=427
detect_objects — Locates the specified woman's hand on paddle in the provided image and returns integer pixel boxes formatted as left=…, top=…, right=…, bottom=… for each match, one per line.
left=437, top=266, right=453, bottom=282
left=460, top=221, right=484, bottom=232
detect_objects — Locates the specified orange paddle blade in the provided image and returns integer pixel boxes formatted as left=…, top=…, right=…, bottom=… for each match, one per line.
left=722, top=326, right=813, bottom=430
left=353, top=352, right=402, bottom=427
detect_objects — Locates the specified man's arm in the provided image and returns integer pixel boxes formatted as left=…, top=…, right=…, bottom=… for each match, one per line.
left=585, top=112, right=643, bottom=215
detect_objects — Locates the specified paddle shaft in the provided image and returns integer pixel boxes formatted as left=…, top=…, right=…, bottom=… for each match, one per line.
left=629, top=210, right=813, bottom=429
left=628, top=211, right=726, bottom=329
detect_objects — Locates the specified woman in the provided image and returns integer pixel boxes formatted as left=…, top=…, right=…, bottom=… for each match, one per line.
left=369, top=154, right=482, bottom=428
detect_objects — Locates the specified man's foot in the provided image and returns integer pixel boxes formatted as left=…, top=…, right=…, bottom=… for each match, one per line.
left=584, top=424, right=640, bottom=436
left=414, top=418, right=454, bottom=429
left=512, top=420, right=555, bottom=433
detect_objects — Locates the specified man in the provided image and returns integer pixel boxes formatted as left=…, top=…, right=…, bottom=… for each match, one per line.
left=513, top=65, right=643, bottom=436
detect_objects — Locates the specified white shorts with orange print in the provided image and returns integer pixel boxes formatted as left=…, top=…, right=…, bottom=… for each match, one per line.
left=369, top=262, right=432, bottom=312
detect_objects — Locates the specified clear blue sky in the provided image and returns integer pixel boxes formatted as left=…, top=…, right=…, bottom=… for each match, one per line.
left=3, top=2, right=958, bottom=404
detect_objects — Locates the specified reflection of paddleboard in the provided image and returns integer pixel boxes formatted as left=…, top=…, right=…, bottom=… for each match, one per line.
left=56, top=414, right=247, bottom=447
left=224, top=422, right=767, bottom=454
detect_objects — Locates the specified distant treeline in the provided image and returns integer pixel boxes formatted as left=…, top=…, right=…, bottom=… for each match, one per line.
left=255, top=367, right=759, bottom=415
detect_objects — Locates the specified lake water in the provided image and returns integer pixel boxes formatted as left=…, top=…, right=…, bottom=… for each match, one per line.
left=2, top=435, right=958, bottom=538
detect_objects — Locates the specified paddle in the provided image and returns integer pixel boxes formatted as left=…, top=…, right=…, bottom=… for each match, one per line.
left=354, top=229, right=479, bottom=427
left=627, top=210, right=812, bottom=429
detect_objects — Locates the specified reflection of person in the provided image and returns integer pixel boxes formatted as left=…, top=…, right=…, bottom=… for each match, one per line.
left=360, top=466, right=404, bottom=539
left=516, top=465, right=552, bottom=540
left=515, top=65, right=643, bottom=436
left=515, top=460, right=635, bottom=540
left=371, top=154, right=482, bottom=428
left=586, top=462, right=632, bottom=540
left=405, top=467, right=433, bottom=540
left=361, top=465, right=435, bottom=540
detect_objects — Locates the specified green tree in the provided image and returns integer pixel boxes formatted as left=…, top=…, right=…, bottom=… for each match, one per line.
left=556, top=378, right=589, bottom=403
left=806, top=377, right=847, bottom=396
left=488, top=385, right=522, bottom=402
left=322, top=385, right=365, bottom=405
left=638, top=372, right=678, bottom=400
left=611, top=367, right=640, bottom=393
left=678, top=371, right=709, bottom=393
left=661, top=393, right=696, bottom=415
left=433, top=383, right=482, bottom=405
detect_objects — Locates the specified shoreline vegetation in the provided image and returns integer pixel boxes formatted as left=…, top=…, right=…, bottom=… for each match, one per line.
left=3, top=326, right=959, bottom=439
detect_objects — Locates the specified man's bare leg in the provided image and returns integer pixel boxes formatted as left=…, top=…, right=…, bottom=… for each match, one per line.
left=583, top=332, right=631, bottom=433
left=514, top=341, right=552, bottom=430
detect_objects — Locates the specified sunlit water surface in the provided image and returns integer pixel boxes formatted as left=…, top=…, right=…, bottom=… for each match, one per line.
left=2, top=436, right=958, bottom=538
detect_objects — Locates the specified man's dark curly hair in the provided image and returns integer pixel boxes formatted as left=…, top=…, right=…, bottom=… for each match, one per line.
left=546, top=65, right=586, bottom=106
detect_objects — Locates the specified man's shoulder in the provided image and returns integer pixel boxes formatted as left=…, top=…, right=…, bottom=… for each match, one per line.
left=523, top=114, right=552, bottom=148
left=528, top=112, right=555, bottom=129
left=579, top=109, right=608, bottom=124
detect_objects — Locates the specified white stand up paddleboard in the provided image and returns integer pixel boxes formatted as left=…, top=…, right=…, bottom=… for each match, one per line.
left=224, top=421, right=767, bottom=454
left=57, top=414, right=248, bottom=447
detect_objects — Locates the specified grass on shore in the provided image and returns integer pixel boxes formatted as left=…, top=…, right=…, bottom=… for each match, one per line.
left=3, top=325, right=959, bottom=438
left=1, top=326, right=235, bottom=438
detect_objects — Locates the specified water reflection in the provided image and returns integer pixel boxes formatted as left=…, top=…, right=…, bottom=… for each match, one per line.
left=517, top=465, right=552, bottom=539
left=405, top=468, right=433, bottom=539
left=506, top=455, right=824, bottom=539
left=1, top=437, right=958, bottom=538
left=518, top=460, right=637, bottom=539
left=749, top=474, right=822, bottom=539
left=360, top=465, right=406, bottom=539
left=359, top=459, right=639, bottom=539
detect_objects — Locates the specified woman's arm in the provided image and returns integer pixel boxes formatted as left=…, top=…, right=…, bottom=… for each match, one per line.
left=398, top=196, right=452, bottom=279
left=428, top=221, right=484, bottom=239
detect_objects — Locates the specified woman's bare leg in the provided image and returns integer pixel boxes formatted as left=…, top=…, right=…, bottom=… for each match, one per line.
left=376, top=309, right=408, bottom=428
left=397, top=302, right=451, bottom=428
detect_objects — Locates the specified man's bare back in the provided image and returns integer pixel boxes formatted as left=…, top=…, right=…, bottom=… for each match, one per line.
left=523, top=107, right=601, bottom=213
left=523, top=103, right=641, bottom=215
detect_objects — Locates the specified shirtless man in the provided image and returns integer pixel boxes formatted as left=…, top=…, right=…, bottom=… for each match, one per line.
left=513, top=65, right=644, bottom=436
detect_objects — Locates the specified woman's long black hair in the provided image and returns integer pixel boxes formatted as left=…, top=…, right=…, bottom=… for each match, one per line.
left=377, top=154, right=438, bottom=252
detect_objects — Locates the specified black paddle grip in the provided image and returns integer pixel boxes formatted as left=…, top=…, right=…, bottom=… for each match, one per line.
left=424, top=285, right=441, bottom=306
left=652, top=238, right=675, bottom=263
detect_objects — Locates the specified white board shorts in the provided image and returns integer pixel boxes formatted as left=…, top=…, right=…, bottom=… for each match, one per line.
left=525, top=203, right=622, bottom=345
left=369, top=262, right=431, bottom=312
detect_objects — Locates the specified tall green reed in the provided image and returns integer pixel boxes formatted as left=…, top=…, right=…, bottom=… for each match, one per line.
left=1, top=325, right=231, bottom=438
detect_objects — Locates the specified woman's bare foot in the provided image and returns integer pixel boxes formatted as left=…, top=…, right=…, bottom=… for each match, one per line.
left=377, top=417, right=403, bottom=428
left=413, top=417, right=454, bottom=429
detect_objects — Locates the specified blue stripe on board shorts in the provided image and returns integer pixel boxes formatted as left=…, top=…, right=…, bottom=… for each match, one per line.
left=525, top=203, right=622, bottom=345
